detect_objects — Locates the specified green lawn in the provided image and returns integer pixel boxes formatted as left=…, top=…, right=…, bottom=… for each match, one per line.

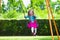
left=0, top=36, right=59, bottom=40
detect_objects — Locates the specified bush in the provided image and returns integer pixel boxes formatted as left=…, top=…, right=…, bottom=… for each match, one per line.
left=0, top=19, right=60, bottom=36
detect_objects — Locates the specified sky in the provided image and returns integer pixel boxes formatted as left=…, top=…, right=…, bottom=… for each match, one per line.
left=51, top=0, right=57, bottom=2
left=2, top=0, right=8, bottom=6
left=22, top=0, right=31, bottom=8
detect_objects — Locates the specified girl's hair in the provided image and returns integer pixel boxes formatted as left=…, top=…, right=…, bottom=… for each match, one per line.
left=28, top=9, right=34, bottom=16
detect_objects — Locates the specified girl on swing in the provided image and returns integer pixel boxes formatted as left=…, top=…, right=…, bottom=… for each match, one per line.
left=24, top=9, right=38, bottom=36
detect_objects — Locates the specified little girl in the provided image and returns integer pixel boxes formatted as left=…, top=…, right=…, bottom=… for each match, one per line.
left=24, top=9, right=38, bottom=36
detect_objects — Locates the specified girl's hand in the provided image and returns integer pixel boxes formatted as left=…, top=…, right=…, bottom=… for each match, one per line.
left=24, top=16, right=29, bottom=19
left=24, top=16, right=26, bottom=19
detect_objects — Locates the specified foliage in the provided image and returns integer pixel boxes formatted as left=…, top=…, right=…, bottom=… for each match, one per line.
left=2, top=10, right=18, bottom=19
left=0, top=0, right=60, bottom=19
left=0, top=20, right=60, bottom=36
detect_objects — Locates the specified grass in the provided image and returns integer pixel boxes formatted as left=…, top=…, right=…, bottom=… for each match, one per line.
left=0, top=36, right=59, bottom=40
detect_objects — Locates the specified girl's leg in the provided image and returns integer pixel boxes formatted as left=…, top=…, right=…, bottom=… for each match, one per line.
left=34, top=28, right=37, bottom=35
left=31, top=27, right=34, bottom=35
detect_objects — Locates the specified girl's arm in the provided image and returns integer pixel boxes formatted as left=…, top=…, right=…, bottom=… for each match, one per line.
left=24, top=16, right=29, bottom=19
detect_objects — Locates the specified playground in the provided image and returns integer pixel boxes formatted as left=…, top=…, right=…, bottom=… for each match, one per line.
left=0, top=0, right=60, bottom=40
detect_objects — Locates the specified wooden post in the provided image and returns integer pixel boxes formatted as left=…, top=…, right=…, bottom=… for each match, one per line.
left=50, top=4, right=60, bottom=40
left=0, top=0, right=1, bottom=6
left=46, top=0, right=60, bottom=40
left=46, top=0, right=54, bottom=40
left=0, top=0, right=1, bottom=13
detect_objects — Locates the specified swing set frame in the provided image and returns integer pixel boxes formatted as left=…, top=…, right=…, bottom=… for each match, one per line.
left=46, top=0, right=60, bottom=40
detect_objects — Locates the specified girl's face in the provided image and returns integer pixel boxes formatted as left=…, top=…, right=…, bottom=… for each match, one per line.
left=29, top=10, right=34, bottom=16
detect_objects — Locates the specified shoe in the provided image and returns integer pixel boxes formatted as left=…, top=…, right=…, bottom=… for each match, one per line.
left=33, top=33, right=36, bottom=36
left=32, top=33, right=34, bottom=36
